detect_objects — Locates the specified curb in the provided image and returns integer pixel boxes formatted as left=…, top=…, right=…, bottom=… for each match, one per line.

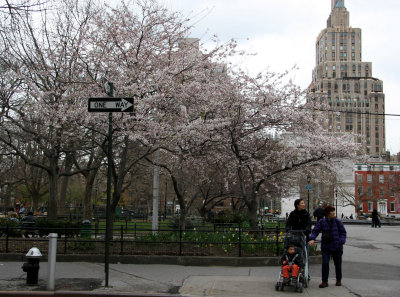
left=0, top=291, right=180, bottom=297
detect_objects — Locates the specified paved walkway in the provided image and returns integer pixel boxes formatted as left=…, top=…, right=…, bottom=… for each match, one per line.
left=0, top=225, right=399, bottom=297
left=0, top=261, right=355, bottom=296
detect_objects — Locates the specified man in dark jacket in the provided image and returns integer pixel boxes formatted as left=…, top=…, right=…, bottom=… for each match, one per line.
left=313, top=203, right=326, bottom=222
left=309, top=205, right=346, bottom=288
left=371, top=209, right=381, bottom=228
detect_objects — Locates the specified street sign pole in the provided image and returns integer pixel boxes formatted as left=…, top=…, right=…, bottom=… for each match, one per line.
left=88, top=85, right=134, bottom=287
left=105, top=83, right=113, bottom=288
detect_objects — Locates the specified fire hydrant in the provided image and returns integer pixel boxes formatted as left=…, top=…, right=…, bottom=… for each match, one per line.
left=22, top=247, right=42, bottom=285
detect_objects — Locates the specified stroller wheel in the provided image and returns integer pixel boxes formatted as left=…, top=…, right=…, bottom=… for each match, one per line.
left=297, top=284, right=303, bottom=293
left=275, top=283, right=280, bottom=291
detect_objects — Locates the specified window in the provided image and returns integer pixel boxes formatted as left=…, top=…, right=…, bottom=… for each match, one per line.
left=356, top=174, right=363, bottom=183
left=389, top=175, right=395, bottom=183
left=367, top=174, right=372, bottom=183
left=391, top=202, right=395, bottom=212
left=368, top=202, right=373, bottom=212
left=379, top=188, right=384, bottom=197
left=368, top=188, right=372, bottom=196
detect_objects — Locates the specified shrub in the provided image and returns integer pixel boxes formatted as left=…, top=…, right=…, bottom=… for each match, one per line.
left=167, top=217, right=195, bottom=230
left=211, top=212, right=248, bottom=225
left=0, top=218, right=22, bottom=237
left=35, top=218, right=82, bottom=237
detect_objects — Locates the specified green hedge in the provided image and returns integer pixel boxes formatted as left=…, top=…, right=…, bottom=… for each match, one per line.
left=0, top=218, right=82, bottom=237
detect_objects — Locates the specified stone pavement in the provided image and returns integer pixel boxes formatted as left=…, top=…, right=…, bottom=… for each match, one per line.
left=0, top=224, right=399, bottom=297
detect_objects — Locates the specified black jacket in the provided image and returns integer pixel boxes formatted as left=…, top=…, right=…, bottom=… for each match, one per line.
left=286, top=209, right=312, bottom=236
left=313, top=207, right=325, bottom=221
left=280, top=250, right=304, bottom=268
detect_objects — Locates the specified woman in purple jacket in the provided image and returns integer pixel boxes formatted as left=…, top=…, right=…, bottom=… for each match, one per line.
left=309, top=205, right=346, bottom=288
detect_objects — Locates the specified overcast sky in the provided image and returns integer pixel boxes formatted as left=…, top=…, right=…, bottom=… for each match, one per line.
left=160, top=0, right=400, bottom=154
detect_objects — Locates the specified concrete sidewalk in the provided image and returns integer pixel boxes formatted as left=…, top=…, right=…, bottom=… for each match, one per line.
left=3, top=225, right=399, bottom=296
left=0, top=261, right=356, bottom=297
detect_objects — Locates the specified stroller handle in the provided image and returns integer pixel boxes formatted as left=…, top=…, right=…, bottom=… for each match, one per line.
left=286, top=229, right=308, bottom=234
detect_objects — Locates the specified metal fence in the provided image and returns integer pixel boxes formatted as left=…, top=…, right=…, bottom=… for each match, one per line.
left=0, top=223, right=286, bottom=257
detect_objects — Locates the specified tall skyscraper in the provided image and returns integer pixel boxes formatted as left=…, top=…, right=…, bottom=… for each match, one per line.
left=310, top=0, right=385, bottom=157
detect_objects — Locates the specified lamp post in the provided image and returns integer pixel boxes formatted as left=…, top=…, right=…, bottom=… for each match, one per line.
left=335, top=188, right=338, bottom=217
left=306, top=176, right=311, bottom=214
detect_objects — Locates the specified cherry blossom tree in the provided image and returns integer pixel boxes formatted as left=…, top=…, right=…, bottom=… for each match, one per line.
left=80, top=0, right=243, bottom=229
left=0, top=0, right=103, bottom=220
left=205, top=69, right=360, bottom=229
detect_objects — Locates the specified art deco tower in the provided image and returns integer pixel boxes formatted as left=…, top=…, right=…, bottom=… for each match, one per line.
left=310, top=0, right=385, bottom=157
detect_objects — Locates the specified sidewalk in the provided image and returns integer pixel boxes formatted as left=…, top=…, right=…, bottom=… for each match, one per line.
left=0, top=261, right=357, bottom=297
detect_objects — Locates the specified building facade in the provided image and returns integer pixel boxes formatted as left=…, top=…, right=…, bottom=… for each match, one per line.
left=310, top=0, right=385, bottom=158
left=355, top=163, right=400, bottom=217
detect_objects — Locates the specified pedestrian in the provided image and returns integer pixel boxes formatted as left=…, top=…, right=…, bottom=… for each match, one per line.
left=371, top=209, right=381, bottom=228
left=286, top=198, right=312, bottom=237
left=309, top=205, right=347, bottom=288
left=286, top=198, right=312, bottom=280
left=313, top=203, right=326, bottom=222
left=21, top=211, right=36, bottom=238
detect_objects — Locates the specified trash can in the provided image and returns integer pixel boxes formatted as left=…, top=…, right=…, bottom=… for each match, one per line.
left=81, top=219, right=92, bottom=238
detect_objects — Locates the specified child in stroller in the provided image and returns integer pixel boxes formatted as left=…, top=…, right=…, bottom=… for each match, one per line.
left=281, top=244, right=304, bottom=285
left=276, top=230, right=309, bottom=293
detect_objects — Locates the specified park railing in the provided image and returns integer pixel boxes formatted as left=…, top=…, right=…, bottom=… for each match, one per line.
left=0, top=223, right=286, bottom=257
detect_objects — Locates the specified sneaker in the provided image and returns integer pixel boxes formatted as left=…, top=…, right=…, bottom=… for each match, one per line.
left=319, top=282, right=328, bottom=288
left=336, top=280, right=342, bottom=286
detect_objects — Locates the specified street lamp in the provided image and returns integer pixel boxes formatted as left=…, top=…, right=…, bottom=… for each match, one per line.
left=335, top=188, right=338, bottom=217
left=306, top=176, right=311, bottom=214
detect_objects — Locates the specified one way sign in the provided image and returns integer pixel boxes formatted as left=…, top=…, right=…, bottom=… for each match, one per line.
left=88, top=98, right=134, bottom=112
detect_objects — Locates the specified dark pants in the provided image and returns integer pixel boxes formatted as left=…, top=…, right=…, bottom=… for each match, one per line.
left=321, top=249, right=343, bottom=283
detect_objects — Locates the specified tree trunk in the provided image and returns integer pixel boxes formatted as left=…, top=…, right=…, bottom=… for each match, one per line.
left=83, top=169, right=97, bottom=220
left=47, top=159, right=59, bottom=221
left=179, top=206, right=187, bottom=230
left=247, top=198, right=259, bottom=230
left=59, top=152, right=74, bottom=215
left=31, top=193, right=41, bottom=213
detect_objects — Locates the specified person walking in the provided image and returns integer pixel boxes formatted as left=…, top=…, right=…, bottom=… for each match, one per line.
left=286, top=198, right=312, bottom=280
left=313, top=203, right=326, bottom=222
left=371, top=209, right=381, bottom=228
left=309, top=205, right=347, bottom=288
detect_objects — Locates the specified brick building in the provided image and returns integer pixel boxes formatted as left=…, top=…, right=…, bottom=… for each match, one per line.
left=355, top=163, right=400, bottom=217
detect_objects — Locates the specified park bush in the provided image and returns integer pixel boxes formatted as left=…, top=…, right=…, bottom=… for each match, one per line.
left=0, top=218, right=23, bottom=237
left=35, top=218, right=82, bottom=237
left=211, top=212, right=248, bottom=225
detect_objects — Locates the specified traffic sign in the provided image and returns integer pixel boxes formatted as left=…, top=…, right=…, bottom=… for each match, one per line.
left=306, top=184, right=312, bottom=190
left=88, top=98, right=134, bottom=112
